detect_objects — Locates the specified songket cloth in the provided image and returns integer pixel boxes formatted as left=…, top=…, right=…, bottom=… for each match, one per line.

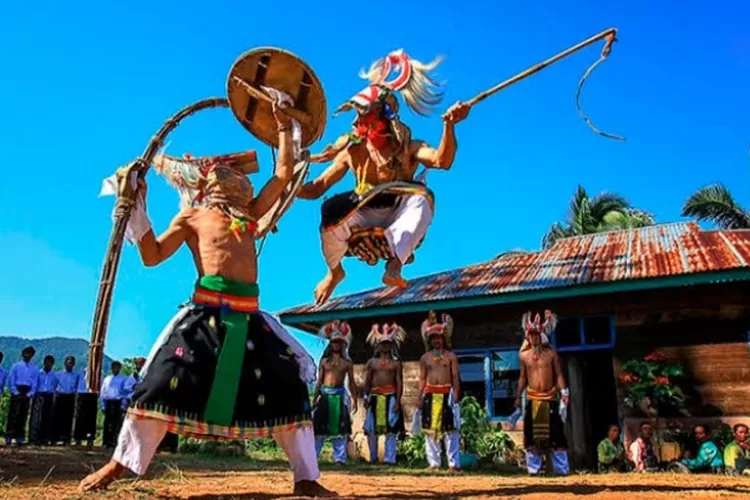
left=29, top=392, right=55, bottom=445
left=112, top=275, right=320, bottom=482
left=319, top=181, right=434, bottom=268
left=313, top=385, right=351, bottom=463
left=363, top=385, right=404, bottom=464
left=5, top=385, right=32, bottom=444
left=523, top=389, right=569, bottom=475
left=411, top=384, right=461, bottom=469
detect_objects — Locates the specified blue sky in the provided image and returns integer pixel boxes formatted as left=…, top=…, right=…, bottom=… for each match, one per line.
left=0, top=1, right=747, bottom=361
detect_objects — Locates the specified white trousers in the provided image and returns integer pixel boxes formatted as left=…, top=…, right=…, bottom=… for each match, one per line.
left=367, top=434, right=398, bottom=464
left=425, top=431, right=460, bottom=469
left=321, top=194, right=433, bottom=269
left=113, top=417, right=320, bottom=482
left=314, top=436, right=348, bottom=464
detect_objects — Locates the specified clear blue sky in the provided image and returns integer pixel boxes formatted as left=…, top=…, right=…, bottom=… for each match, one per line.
left=0, top=1, right=747, bottom=361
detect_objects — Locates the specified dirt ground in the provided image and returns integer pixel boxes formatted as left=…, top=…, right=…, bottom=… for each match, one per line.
left=1, top=447, right=749, bottom=500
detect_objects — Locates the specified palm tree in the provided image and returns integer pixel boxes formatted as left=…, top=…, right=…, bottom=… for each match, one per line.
left=542, top=186, right=656, bottom=249
left=681, top=183, right=750, bottom=229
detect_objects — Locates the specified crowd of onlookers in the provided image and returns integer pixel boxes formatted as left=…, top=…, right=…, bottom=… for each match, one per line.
left=598, top=421, right=750, bottom=475
left=0, top=347, right=177, bottom=451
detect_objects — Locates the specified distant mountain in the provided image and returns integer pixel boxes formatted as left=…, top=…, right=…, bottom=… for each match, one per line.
left=0, top=336, right=115, bottom=372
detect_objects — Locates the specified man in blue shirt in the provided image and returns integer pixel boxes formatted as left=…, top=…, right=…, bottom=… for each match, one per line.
left=4, top=346, right=38, bottom=445
left=29, top=355, right=58, bottom=445
left=51, top=356, right=81, bottom=445
left=100, top=361, right=128, bottom=448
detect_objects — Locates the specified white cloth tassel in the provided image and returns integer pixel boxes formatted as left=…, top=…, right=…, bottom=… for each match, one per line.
left=261, top=86, right=303, bottom=158
left=99, top=170, right=153, bottom=244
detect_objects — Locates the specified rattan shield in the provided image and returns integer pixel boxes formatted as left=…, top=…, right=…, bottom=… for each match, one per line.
left=227, top=47, right=327, bottom=149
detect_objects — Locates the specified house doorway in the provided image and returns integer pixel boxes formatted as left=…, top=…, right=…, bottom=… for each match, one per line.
left=563, top=349, right=619, bottom=471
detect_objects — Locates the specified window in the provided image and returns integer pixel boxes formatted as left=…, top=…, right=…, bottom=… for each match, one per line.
left=551, top=315, right=615, bottom=351
left=457, top=349, right=521, bottom=422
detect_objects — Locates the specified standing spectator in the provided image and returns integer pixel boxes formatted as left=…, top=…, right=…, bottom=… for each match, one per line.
left=628, top=422, right=659, bottom=472
left=51, top=356, right=80, bottom=445
left=0, top=351, right=7, bottom=393
left=598, top=424, right=628, bottom=472
left=100, top=361, right=128, bottom=448
left=671, top=425, right=724, bottom=474
left=29, top=355, right=58, bottom=445
left=74, top=367, right=97, bottom=447
left=723, top=423, right=749, bottom=476
left=4, top=346, right=38, bottom=445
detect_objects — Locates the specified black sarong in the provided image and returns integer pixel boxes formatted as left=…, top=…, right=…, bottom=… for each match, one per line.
left=312, top=387, right=351, bottom=438
left=366, top=392, right=404, bottom=436
left=421, top=391, right=457, bottom=437
left=5, top=385, right=32, bottom=444
left=29, top=392, right=55, bottom=445
left=74, top=392, right=98, bottom=445
left=158, top=432, right=180, bottom=453
left=102, top=399, right=125, bottom=447
left=51, top=393, right=76, bottom=444
left=523, top=398, right=567, bottom=449
left=127, top=307, right=311, bottom=440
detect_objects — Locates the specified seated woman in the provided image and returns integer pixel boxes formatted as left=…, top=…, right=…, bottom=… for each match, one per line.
left=723, top=423, right=750, bottom=476
left=668, top=425, right=724, bottom=474
left=598, top=424, right=628, bottom=473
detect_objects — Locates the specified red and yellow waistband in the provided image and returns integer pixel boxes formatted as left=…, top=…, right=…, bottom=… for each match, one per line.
left=192, top=287, right=260, bottom=313
left=372, top=385, right=397, bottom=395
left=425, top=384, right=451, bottom=395
left=527, top=389, right=557, bottom=401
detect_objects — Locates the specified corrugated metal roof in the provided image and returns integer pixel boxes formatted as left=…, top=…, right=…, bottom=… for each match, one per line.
left=281, top=223, right=750, bottom=317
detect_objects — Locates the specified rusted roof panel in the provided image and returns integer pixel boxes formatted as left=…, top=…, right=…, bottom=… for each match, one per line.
left=282, top=223, right=750, bottom=316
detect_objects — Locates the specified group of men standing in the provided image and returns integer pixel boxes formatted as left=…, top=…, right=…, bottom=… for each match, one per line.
left=0, top=348, right=177, bottom=451
left=311, top=309, right=572, bottom=475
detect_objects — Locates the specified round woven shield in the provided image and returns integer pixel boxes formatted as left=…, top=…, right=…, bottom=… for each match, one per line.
left=256, top=155, right=310, bottom=237
left=227, top=47, right=327, bottom=149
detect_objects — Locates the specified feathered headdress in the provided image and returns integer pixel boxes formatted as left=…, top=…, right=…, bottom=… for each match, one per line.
left=334, top=49, right=444, bottom=117
left=366, top=322, right=407, bottom=360
left=318, top=320, right=353, bottom=359
left=421, top=311, right=454, bottom=350
left=520, top=310, right=556, bottom=351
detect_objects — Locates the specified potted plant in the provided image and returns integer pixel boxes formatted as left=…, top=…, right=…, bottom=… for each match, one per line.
left=619, top=351, right=688, bottom=459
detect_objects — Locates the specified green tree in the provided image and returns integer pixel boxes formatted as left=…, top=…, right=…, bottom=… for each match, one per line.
left=681, top=183, right=750, bottom=229
left=542, top=185, right=656, bottom=249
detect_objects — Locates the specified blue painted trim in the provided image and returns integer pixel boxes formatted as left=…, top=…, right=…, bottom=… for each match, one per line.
left=279, top=269, right=750, bottom=325
left=552, top=315, right=616, bottom=352
left=455, top=347, right=520, bottom=421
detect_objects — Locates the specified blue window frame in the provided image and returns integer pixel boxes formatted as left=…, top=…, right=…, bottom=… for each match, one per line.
left=456, top=348, right=521, bottom=423
left=550, top=315, right=616, bottom=352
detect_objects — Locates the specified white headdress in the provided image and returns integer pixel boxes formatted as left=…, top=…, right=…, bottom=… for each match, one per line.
left=421, top=311, right=454, bottom=350
left=318, top=320, right=353, bottom=360
left=366, top=322, right=407, bottom=360
left=520, top=310, right=556, bottom=352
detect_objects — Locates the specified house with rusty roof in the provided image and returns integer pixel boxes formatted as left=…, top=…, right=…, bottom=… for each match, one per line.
left=280, top=222, right=750, bottom=469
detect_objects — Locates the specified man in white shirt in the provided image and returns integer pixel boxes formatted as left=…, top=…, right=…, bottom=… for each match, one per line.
left=30, top=355, right=58, bottom=445
left=101, top=361, right=128, bottom=448
left=4, top=346, right=38, bottom=445
left=52, top=356, right=81, bottom=445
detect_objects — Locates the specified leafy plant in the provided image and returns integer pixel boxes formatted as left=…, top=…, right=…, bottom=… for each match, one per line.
left=479, top=427, right=516, bottom=465
left=458, top=396, right=515, bottom=464
left=397, top=433, right=427, bottom=465
left=713, top=423, right=734, bottom=449
left=620, top=351, right=686, bottom=417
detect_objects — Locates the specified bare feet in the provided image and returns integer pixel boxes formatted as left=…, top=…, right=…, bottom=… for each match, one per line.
left=448, top=466, right=461, bottom=473
left=78, top=460, right=125, bottom=492
left=314, top=265, right=345, bottom=305
left=382, top=259, right=407, bottom=288
left=293, top=480, right=338, bottom=497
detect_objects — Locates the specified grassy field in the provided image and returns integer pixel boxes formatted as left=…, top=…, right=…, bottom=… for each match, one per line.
left=1, top=446, right=749, bottom=499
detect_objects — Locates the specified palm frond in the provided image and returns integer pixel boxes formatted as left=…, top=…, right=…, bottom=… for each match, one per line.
left=542, top=222, right=574, bottom=249
left=589, top=192, right=631, bottom=222
left=682, top=184, right=750, bottom=229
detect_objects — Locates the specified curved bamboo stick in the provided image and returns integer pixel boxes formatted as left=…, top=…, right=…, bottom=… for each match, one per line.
left=86, top=98, right=229, bottom=392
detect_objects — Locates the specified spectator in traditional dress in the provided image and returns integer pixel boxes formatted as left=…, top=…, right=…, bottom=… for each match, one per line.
left=4, top=346, right=38, bottom=445
left=29, top=355, right=58, bottom=445
left=670, top=425, right=723, bottom=474
left=723, top=424, right=749, bottom=476
left=51, top=356, right=81, bottom=445
left=598, top=424, right=628, bottom=472
left=628, top=422, right=659, bottom=472
left=100, top=361, right=128, bottom=448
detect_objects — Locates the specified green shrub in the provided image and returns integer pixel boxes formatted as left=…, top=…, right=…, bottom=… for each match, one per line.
left=397, top=433, right=427, bottom=465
